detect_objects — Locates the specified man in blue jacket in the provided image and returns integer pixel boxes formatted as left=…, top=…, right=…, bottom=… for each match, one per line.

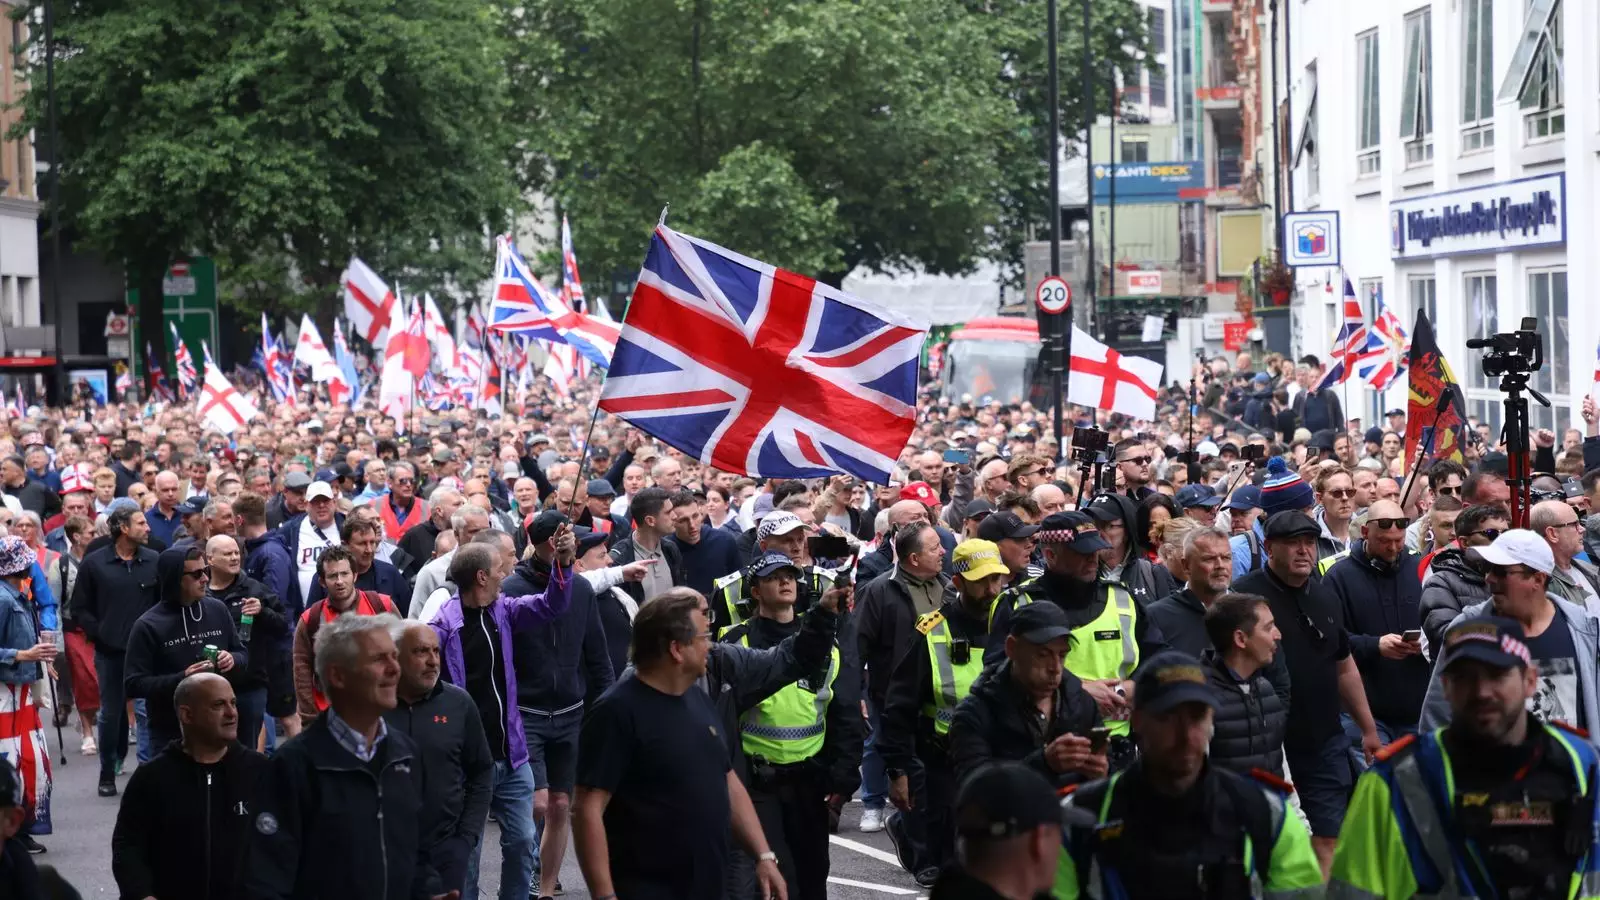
left=665, top=488, right=742, bottom=597
left=433, top=526, right=575, bottom=900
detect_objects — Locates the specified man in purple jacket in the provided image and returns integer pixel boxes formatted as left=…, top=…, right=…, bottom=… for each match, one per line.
left=431, top=524, right=576, bottom=900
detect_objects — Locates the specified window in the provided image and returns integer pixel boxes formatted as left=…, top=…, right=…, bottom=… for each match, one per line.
left=1149, top=69, right=1168, bottom=107
left=1149, top=8, right=1167, bottom=53
left=1465, top=273, right=1498, bottom=392
left=1409, top=275, right=1437, bottom=326
left=1461, top=0, right=1495, bottom=151
left=1401, top=8, right=1434, bottom=165
left=1499, top=0, right=1563, bottom=140
left=1356, top=31, right=1381, bottom=175
left=1295, top=64, right=1319, bottom=197
left=1120, top=135, right=1150, bottom=162
left=1529, top=268, right=1569, bottom=398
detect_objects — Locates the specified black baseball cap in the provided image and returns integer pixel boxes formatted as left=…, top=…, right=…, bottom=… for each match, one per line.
left=954, top=762, right=1061, bottom=839
left=977, top=511, right=1038, bottom=543
left=1034, top=511, right=1112, bottom=554
left=1133, top=651, right=1219, bottom=715
left=1009, top=602, right=1074, bottom=644
left=964, top=498, right=997, bottom=522
left=1439, top=616, right=1531, bottom=673
left=1082, top=494, right=1123, bottom=524
left=1263, top=510, right=1321, bottom=540
left=527, top=510, right=569, bottom=545
left=574, top=526, right=608, bottom=556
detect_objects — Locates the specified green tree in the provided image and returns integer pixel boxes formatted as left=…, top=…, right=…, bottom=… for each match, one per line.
left=511, top=0, right=1149, bottom=295
left=26, top=0, right=523, bottom=356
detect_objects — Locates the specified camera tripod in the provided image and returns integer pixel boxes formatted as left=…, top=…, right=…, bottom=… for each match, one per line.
left=1494, top=371, right=1549, bottom=530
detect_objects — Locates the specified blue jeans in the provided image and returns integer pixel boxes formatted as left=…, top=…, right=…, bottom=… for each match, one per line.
left=94, top=651, right=151, bottom=779
left=860, top=697, right=887, bottom=810
left=464, top=760, right=537, bottom=900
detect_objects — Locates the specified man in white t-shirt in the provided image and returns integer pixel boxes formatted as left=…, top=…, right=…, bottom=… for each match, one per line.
left=293, top=481, right=343, bottom=605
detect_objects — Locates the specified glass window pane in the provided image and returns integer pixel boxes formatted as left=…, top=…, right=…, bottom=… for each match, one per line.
left=1553, top=271, right=1569, bottom=395
left=1467, top=274, right=1498, bottom=391
left=1402, top=16, right=1422, bottom=137
left=1477, top=0, right=1494, bottom=119
left=1420, top=11, right=1433, bottom=135
left=1463, top=0, right=1480, bottom=121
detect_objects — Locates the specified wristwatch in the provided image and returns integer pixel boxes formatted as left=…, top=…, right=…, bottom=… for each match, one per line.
left=757, top=851, right=779, bottom=865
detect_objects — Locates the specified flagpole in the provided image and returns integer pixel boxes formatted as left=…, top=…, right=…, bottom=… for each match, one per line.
left=565, top=208, right=661, bottom=520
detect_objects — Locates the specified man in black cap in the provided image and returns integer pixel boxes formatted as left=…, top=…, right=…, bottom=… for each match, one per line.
left=928, top=762, right=1062, bottom=900
left=958, top=499, right=995, bottom=540
left=1056, top=651, right=1322, bottom=898
left=950, top=599, right=1104, bottom=791
left=266, top=470, right=311, bottom=530
left=976, top=511, right=1040, bottom=590
left=984, top=512, right=1166, bottom=762
left=1333, top=616, right=1600, bottom=898
left=575, top=478, right=630, bottom=540
left=1231, top=509, right=1381, bottom=873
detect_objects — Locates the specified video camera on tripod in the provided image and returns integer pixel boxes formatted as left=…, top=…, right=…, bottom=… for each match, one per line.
left=1466, top=316, right=1548, bottom=528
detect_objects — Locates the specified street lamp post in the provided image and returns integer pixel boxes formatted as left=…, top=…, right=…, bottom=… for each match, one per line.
left=1047, top=0, right=1064, bottom=452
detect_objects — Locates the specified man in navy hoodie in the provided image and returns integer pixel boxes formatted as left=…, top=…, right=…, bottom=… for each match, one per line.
left=123, top=546, right=247, bottom=751
left=665, top=489, right=742, bottom=597
left=500, top=510, right=613, bottom=898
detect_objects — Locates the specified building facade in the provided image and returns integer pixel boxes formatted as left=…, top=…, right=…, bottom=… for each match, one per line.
left=1286, top=0, right=1594, bottom=433
left=0, top=2, right=41, bottom=358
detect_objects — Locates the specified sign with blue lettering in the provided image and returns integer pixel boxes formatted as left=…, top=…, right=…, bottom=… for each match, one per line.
left=1282, top=212, right=1341, bottom=268
left=1389, top=173, right=1566, bottom=260
left=1091, top=162, right=1206, bottom=204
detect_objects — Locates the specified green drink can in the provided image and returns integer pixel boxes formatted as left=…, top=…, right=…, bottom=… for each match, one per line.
left=203, top=644, right=220, bottom=667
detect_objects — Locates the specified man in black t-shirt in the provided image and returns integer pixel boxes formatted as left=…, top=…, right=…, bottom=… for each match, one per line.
left=1231, top=510, right=1380, bottom=876
left=574, top=588, right=787, bottom=900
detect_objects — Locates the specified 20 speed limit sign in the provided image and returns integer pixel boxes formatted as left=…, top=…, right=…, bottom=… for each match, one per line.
left=1035, top=276, right=1071, bottom=314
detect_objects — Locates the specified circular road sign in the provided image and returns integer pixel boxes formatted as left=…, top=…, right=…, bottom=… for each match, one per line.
left=1035, top=276, right=1071, bottom=315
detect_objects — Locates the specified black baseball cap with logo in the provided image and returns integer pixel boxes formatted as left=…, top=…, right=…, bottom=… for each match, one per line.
left=977, top=511, right=1039, bottom=543
left=1034, top=511, right=1111, bottom=554
left=1133, top=651, right=1219, bottom=715
left=954, top=762, right=1062, bottom=840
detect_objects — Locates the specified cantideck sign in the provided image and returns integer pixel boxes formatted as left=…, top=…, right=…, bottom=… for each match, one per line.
left=1389, top=173, right=1566, bottom=260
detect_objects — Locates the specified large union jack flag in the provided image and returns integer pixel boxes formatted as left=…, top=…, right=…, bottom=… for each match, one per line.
left=599, top=226, right=928, bottom=482
left=491, top=236, right=619, bottom=368
left=1361, top=287, right=1409, bottom=390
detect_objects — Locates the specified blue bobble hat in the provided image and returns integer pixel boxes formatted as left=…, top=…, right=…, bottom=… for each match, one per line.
left=1260, top=457, right=1315, bottom=516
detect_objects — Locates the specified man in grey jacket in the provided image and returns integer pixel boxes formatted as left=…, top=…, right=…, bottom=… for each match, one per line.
left=1419, top=530, right=1600, bottom=736
left=383, top=621, right=492, bottom=895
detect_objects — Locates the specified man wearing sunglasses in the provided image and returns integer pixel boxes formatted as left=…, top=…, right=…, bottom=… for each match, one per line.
left=1420, top=530, right=1600, bottom=740
left=1405, top=460, right=1467, bottom=555
left=1321, top=500, right=1427, bottom=771
left=1531, top=499, right=1600, bottom=616
left=1419, top=505, right=1511, bottom=654
left=1111, top=439, right=1155, bottom=501
left=124, top=545, right=245, bottom=752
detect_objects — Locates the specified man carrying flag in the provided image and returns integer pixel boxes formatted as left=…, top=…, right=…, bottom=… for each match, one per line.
left=1405, top=309, right=1469, bottom=467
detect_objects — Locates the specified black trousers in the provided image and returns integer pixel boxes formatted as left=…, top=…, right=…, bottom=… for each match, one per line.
left=901, top=760, right=959, bottom=875
left=748, top=767, right=831, bottom=900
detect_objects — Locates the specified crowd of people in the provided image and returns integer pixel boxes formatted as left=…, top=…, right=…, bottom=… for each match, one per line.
left=0, top=346, right=1594, bottom=899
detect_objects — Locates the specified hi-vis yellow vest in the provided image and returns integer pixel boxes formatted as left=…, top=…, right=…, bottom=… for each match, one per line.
left=736, top=632, right=840, bottom=764
left=919, top=611, right=984, bottom=735
left=1009, top=582, right=1139, bottom=736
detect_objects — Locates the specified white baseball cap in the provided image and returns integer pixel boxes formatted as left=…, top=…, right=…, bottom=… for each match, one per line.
left=1196, top=440, right=1221, bottom=459
left=757, top=511, right=806, bottom=541
left=1471, top=529, right=1555, bottom=575
left=306, top=481, right=336, bottom=502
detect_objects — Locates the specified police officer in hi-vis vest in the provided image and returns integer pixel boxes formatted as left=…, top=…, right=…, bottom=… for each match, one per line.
left=1332, top=616, right=1600, bottom=900
left=712, top=511, right=838, bottom=637
left=1058, top=652, right=1323, bottom=900
left=985, top=511, right=1169, bottom=764
left=877, top=539, right=1010, bottom=883
left=721, top=552, right=862, bottom=900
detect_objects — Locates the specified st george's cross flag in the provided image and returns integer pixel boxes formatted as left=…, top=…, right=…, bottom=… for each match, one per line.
left=196, top=365, right=258, bottom=435
left=1067, top=326, right=1164, bottom=420
left=600, top=226, right=928, bottom=481
left=293, top=315, right=341, bottom=382
left=342, top=257, right=397, bottom=349
left=422, top=294, right=456, bottom=366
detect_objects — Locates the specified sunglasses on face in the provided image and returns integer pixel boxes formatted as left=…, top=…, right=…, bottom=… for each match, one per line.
left=1323, top=488, right=1356, bottom=500
left=1436, top=486, right=1461, bottom=497
left=1120, top=456, right=1152, bottom=467
left=1368, top=517, right=1409, bottom=531
left=1460, top=528, right=1503, bottom=542
left=1485, top=564, right=1538, bottom=579
left=183, top=566, right=211, bottom=581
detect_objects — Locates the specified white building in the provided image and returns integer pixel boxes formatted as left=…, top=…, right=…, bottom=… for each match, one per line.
left=1286, top=0, right=1594, bottom=434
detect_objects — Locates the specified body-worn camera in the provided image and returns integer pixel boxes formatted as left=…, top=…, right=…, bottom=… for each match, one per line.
left=1467, top=316, right=1543, bottom=379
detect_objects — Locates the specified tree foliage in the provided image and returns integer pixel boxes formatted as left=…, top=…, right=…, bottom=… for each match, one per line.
left=512, top=0, right=1152, bottom=290
left=28, top=0, right=522, bottom=339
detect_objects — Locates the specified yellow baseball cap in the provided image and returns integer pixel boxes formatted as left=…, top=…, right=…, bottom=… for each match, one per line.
left=952, top=539, right=1010, bottom=582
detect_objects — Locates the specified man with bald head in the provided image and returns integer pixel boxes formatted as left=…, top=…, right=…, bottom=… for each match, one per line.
left=1530, top=498, right=1600, bottom=615
left=112, top=672, right=270, bottom=900
left=146, top=470, right=185, bottom=545
left=383, top=621, right=492, bottom=896
left=1321, top=499, right=1428, bottom=761
left=206, top=533, right=289, bottom=749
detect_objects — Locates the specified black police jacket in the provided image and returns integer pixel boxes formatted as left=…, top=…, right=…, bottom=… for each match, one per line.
left=877, top=599, right=991, bottom=773
left=242, top=714, right=443, bottom=900
left=947, top=660, right=1103, bottom=789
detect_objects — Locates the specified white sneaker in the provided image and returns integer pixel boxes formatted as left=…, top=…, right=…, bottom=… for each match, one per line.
left=81, top=736, right=97, bottom=756
left=859, top=807, right=886, bottom=833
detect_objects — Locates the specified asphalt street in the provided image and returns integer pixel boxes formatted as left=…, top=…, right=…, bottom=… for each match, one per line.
left=43, top=720, right=927, bottom=899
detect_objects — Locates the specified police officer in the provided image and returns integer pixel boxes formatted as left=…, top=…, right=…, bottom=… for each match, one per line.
left=1332, top=616, right=1600, bottom=899
left=722, top=551, right=862, bottom=900
left=1057, top=652, right=1323, bottom=899
left=878, top=539, right=1010, bottom=885
left=927, top=762, right=1064, bottom=900
left=986, top=511, right=1168, bottom=754
left=712, top=511, right=838, bottom=635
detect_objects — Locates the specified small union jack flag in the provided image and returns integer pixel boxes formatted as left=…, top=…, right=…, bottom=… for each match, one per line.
left=599, top=225, right=927, bottom=481
left=1314, top=277, right=1369, bottom=391
left=491, top=235, right=618, bottom=368
left=1362, top=287, right=1409, bottom=391
left=170, top=322, right=198, bottom=398
left=560, top=215, right=586, bottom=313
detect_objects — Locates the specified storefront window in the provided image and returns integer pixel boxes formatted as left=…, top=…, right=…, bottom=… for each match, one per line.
left=1529, top=268, right=1568, bottom=399
left=1465, top=273, right=1497, bottom=392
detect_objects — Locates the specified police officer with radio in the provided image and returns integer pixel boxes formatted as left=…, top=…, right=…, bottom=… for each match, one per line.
left=877, top=540, right=1009, bottom=886
left=712, top=512, right=839, bottom=636
left=1056, top=652, right=1323, bottom=899
left=985, top=511, right=1168, bottom=764
left=1332, top=616, right=1600, bottom=899
left=721, top=551, right=862, bottom=900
